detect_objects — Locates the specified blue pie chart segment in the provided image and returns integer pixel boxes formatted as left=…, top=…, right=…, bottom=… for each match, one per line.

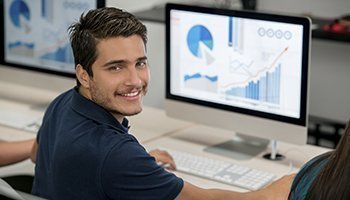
left=9, top=0, right=30, bottom=28
left=187, top=25, right=213, bottom=58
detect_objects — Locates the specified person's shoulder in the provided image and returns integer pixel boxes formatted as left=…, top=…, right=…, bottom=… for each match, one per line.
left=304, top=152, right=331, bottom=169
left=289, top=153, right=331, bottom=199
left=293, top=152, right=331, bottom=186
left=101, top=128, right=142, bottom=151
left=96, top=126, right=139, bottom=149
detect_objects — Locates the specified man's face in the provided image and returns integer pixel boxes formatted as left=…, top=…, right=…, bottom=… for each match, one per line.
left=85, top=35, right=149, bottom=121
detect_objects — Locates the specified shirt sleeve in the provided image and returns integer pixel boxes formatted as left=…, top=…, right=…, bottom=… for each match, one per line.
left=100, top=138, right=184, bottom=200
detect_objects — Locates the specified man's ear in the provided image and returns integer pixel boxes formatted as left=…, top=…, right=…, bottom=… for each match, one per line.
left=76, top=64, right=90, bottom=88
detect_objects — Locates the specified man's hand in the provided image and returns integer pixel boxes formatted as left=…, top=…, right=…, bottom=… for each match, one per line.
left=149, top=149, right=176, bottom=170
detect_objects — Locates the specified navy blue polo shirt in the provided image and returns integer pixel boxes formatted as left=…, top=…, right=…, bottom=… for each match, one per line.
left=32, top=88, right=183, bottom=199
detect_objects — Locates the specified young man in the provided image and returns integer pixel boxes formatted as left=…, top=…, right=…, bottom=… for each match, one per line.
left=31, top=7, right=294, bottom=199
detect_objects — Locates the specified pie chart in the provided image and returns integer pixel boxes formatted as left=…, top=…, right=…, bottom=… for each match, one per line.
left=187, top=25, right=213, bottom=58
left=9, top=0, right=30, bottom=28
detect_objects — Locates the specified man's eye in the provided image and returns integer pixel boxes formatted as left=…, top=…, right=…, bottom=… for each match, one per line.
left=136, top=61, right=147, bottom=68
left=109, top=65, right=121, bottom=71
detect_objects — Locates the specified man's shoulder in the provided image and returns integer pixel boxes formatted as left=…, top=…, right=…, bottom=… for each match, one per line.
left=83, top=125, right=139, bottom=151
left=100, top=127, right=138, bottom=147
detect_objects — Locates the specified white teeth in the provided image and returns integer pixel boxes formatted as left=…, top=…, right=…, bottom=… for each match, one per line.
left=122, top=91, right=139, bottom=97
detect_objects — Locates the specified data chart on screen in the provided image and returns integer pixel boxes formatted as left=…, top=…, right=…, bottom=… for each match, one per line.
left=3, top=0, right=98, bottom=74
left=170, top=10, right=305, bottom=118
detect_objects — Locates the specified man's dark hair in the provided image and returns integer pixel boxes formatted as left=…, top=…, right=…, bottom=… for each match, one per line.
left=68, top=7, right=147, bottom=86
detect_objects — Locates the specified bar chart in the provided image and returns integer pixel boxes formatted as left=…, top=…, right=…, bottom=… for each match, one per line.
left=225, top=64, right=281, bottom=104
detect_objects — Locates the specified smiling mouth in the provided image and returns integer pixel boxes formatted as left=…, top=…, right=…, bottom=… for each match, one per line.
left=120, top=91, right=140, bottom=97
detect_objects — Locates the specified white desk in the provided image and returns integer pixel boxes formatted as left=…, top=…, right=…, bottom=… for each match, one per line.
left=128, top=106, right=193, bottom=143
left=142, top=125, right=331, bottom=192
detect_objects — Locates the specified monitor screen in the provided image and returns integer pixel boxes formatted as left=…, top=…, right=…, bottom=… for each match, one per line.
left=165, top=4, right=310, bottom=146
left=0, top=0, right=105, bottom=77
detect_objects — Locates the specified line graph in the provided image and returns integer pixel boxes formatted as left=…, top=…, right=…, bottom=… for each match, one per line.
left=229, top=59, right=254, bottom=76
left=222, top=47, right=288, bottom=89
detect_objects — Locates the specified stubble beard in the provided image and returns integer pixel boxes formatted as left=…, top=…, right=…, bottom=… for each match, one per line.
left=89, top=82, right=147, bottom=117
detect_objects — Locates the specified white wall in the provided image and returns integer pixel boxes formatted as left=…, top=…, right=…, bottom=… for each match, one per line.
left=309, top=40, right=350, bottom=122
left=258, top=0, right=350, bottom=18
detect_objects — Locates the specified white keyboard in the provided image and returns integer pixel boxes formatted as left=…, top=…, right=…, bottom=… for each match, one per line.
left=166, top=148, right=276, bottom=191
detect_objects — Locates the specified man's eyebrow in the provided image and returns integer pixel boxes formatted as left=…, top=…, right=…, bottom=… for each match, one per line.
left=103, top=60, right=125, bottom=67
left=102, top=56, right=148, bottom=67
left=137, top=56, right=148, bottom=61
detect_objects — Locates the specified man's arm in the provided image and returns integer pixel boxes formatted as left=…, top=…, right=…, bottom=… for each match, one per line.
left=176, top=174, right=294, bottom=200
left=0, top=138, right=35, bottom=167
left=30, top=140, right=38, bottom=163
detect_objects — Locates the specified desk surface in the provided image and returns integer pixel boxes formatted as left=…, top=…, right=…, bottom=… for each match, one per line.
left=128, top=106, right=193, bottom=143
left=143, top=125, right=331, bottom=192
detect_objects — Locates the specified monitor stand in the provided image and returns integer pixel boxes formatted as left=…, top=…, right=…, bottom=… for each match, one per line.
left=204, top=133, right=269, bottom=160
left=262, top=139, right=285, bottom=160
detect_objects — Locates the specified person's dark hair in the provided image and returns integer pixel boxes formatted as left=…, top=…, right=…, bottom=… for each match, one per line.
left=68, top=7, right=147, bottom=86
left=289, top=119, right=350, bottom=199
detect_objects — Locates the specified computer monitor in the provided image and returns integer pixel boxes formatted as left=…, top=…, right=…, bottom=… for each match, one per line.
left=165, top=4, right=311, bottom=160
left=0, top=0, right=105, bottom=78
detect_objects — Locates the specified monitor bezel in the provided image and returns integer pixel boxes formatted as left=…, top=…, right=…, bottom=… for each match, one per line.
left=0, top=0, right=106, bottom=78
left=165, top=3, right=310, bottom=126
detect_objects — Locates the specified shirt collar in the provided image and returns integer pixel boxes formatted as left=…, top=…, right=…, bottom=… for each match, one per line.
left=70, top=87, right=129, bottom=133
